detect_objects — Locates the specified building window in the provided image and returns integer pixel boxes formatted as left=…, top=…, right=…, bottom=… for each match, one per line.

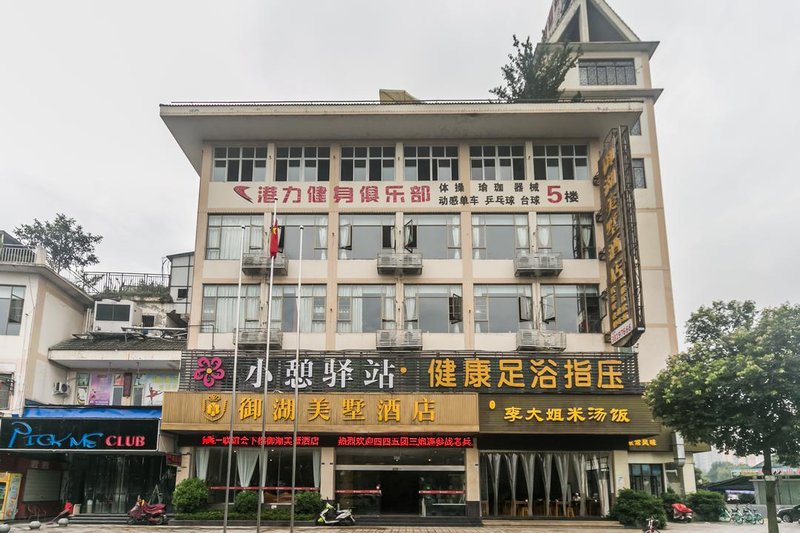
left=277, top=214, right=328, bottom=260
left=338, top=214, right=395, bottom=259
left=341, top=146, right=395, bottom=181
left=404, top=285, right=463, bottom=333
left=0, top=374, right=13, bottom=410
left=212, top=147, right=268, bottom=182
left=270, top=285, right=326, bottom=333
left=337, top=285, right=395, bottom=333
left=537, top=213, right=596, bottom=259
left=206, top=215, right=263, bottom=260
left=630, top=119, right=641, bottom=136
left=201, top=284, right=260, bottom=333
left=474, top=285, right=532, bottom=333
left=632, top=158, right=647, bottom=189
left=0, top=285, right=25, bottom=336
left=533, top=145, right=589, bottom=180
left=541, top=285, right=602, bottom=333
left=630, top=464, right=664, bottom=497
left=579, top=59, right=636, bottom=86
left=472, top=214, right=529, bottom=260
left=275, top=146, right=330, bottom=182
left=469, top=145, right=525, bottom=181
left=404, top=146, right=459, bottom=181
left=403, top=214, right=460, bottom=259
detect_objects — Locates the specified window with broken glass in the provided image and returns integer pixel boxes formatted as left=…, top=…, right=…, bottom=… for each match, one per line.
left=341, top=146, right=395, bottom=181
left=404, top=285, right=463, bottom=333
left=338, top=214, right=395, bottom=259
left=472, top=214, right=529, bottom=260
left=579, top=59, right=636, bottom=86
left=275, top=146, right=330, bottom=182
left=403, top=146, right=459, bottom=181
left=540, top=284, right=602, bottom=334
left=469, top=145, right=525, bottom=181
left=632, top=158, right=647, bottom=189
left=270, top=285, right=326, bottom=333
left=536, top=213, right=596, bottom=259
left=337, top=285, right=396, bottom=333
left=212, top=147, right=268, bottom=182
left=533, top=144, right=589, bottom=180
left=474, top=284, right=533, bottom=333
left=402, top=213, right=460, bottom=259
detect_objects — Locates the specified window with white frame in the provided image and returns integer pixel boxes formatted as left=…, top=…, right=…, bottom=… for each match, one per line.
left=337, top=285, right=395, bottom=333
left=474, top=285, right=533, bottom=333
left=541, top=284, right=602, bottom=333
left=275, top=146, right=330, bottom=182
left=403, top=214, right=460, bottom=259
left=341, top=146, right=395, bottom=181
left=270, top=285, right=326, bottom=333
left=536, top=213, right=596, bottom=259
left=277, top=214, right=328, bottom=260
left=403, top=146, right=459, bottom=181
left=0, top=373, right=13, bottom=409
left=201, top=284, right=260, bottom=333
left=533, top=145, right=589, bottom=180
left=338, top=214, right=395, bottom=259
left=469, top=145, right=525, bottom=181
left=206, top=215, right=264, bottom=260
left=212, top=147, right=268, bottom=182
left=472, top=214, right=529, bottom=260
left=579, top=59, right=636, bottom=86
left=632, top=158, right=646, bottom=189
left=0, top=285, right=25, bottom=335
left=404, top=285, right=462, bottom=333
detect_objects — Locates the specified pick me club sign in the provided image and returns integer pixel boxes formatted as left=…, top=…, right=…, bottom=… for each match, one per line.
left=0, top=418, right=159, bottom=451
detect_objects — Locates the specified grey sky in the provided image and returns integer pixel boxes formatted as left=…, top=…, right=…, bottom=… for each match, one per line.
left=1, top=1, right=797, bottom=340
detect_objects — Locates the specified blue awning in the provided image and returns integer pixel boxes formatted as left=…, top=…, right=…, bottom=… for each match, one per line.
left=22, top=407, right=162, bottom=419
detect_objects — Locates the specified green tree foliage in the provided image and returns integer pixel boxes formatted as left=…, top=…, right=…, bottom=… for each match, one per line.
left=171, top=478, right=209, bottom=513
left=609, top=488, right=667, bottom=528
left=646, top=301, right=800, bottom=533
left=490, top=35, right=581, bottom=102
left=706, top=461, right=739, bottom=483
left=14, top=213, right=102, bottom=273
left=686, top=490, right=726, bottom=521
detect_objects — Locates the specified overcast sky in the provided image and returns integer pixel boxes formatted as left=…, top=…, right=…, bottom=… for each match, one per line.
left=1, top=1, right=798, bottom=342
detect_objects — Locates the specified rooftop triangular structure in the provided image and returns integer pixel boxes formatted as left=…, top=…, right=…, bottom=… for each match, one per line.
left=542, top=0, right=639, bottom=44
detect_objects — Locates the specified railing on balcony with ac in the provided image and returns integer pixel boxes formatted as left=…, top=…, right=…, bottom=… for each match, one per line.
left=242, top=252, right=288, bottom=276
left=238, top=327, right=283, bottom=349
left=0, top=244, right=40, bottom=265
left=516, top=328, right=567, bottom=352
left=376, top=329, right=422, bottom=350
left=514, top=250, right=563, bottom=277
left=377, top=252, right=422, bottom=275
left=68, top=271, right=170, bottom=297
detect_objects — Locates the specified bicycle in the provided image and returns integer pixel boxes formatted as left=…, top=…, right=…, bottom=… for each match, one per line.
left=742, top=506, right=764, bottom=525
left=731, top=506, right=745, bottom=524
left=643, top=516, right=660, bottom=533
left=719, top=507, right=732, bottom=522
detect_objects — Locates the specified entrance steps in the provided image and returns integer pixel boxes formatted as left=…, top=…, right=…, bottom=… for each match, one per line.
left=357, top=514, right=481, bottom=527
left=68, top=513, right=130, bottom=525
left=483, top=519, right=623, bottom=529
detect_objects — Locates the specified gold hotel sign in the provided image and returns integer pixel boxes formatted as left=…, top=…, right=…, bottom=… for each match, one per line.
left=161, top=392, right=479, bottom=433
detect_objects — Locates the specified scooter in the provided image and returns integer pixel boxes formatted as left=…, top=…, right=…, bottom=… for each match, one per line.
left=128, top=496, right=167, bottom=525
left=671, top=502, right=693, bottom=522
left=317, top=502, right=355, bottom=525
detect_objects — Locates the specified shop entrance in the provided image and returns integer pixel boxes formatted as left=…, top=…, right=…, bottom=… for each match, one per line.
left=377, top=471, right=420, bottom=514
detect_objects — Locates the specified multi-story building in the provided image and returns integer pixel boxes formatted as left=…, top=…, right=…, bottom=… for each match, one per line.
left=160, top=0, right=699, bottom=520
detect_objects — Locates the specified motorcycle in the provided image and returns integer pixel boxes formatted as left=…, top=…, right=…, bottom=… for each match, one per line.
left=671, top=502, right=693, bottom=522
left=128, top=496, right=167, bottom=525
left=317, top=502, right=355, bottom=526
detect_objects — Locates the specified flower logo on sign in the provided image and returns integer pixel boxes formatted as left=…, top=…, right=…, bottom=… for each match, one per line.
left=193, top=357, right=225, bottom=388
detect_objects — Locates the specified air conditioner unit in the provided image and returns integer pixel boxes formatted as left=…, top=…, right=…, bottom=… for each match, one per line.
left=514, top=251, right=563, bottom=277
left=93, top=299, right=142, bottom=333
left=377, top=252, right=422, bottom=275
left=53, top=382, right=70, bottom=395
left=238, top=327, right=283, bottom=349
left=516, top=329, right=567, bottom=352
left=376, top=329, right=422, bottom=351
left=242, top=252, right=287, bottom=276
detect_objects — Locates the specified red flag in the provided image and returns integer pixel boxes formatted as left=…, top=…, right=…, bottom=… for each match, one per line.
left=269, top=220, right=279, bottom=257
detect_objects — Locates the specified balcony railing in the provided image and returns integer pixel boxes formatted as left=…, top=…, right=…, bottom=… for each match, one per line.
left=0, top=245, right=39, bottom=265
left=69, top=271, right=170, bottom=297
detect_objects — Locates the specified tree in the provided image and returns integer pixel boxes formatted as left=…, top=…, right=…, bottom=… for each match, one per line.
left=14, top=213, right=102, bottom=273
left=646, top=301, right=800, bottom=533
left=706, top=461, right=740, bottom=483
left=490, top=35, right=581, bottom=102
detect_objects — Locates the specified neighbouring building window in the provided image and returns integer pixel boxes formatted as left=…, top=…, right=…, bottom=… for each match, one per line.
left=632, top=158, right=647, bottom=189
left=474, top=284, right=532, bottom=333
left=0, top=285, right=25, bottom=335
left=541, top=284, right=602, bottom=333
left=469, top=145, right=525, bottom=181
left=579, top=59, right=636, bottom=86
left=404, top=146, right=459, bottom=181
left=277, top=214, right=329, bottom=260
left=338, top=214, right=395, bottom=259
left=275, top=146, right=330, bottom=182
left=341, top=146, right=395, bottom=181
left=0, top=374, right=13, bottom=409
left=201, top=284, right=260, bottom=333
left=630, top=464, right=664, bottom=497
left=337, top=285, right=395, bottom=333
left=270, top=285, right=326, bottom=333
left=472, top=214, right=529, bottom=260
left=212, top=147, right=268, bottom=182
left=403, top=213, right=460, bottom=259
left=537, top=213, right=596, bottom=259
left=206, top=215, right=263, bottom=260
left=404, top=285, right=463, bottom=333
left=630, top=119, right=641, bottom=135
left=533, top=144, right=589, bottom=180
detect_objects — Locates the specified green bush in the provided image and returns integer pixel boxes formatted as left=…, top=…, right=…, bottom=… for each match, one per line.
left=173, top=507, right=315, bottom=521
left=234, top=490, right=258, bottom=514
left=737, top=493, right=755, bottom=504
left=609, top=489, right=668, bottom=529
left=661, top=488, right=683, bottom=520
left=172, top=478, right=209, bottom=513
left=686, top=490, right=726, bottom=521
left=294, top=491, right=324, bottom=516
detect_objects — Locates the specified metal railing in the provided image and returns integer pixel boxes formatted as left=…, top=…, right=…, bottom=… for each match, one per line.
left=0, top=245, right=37, bottom=264
left=70, top=271, right=170, bottom=296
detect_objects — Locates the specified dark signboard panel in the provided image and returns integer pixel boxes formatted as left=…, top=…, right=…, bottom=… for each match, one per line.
left=0, top=418, right=159, bottom=451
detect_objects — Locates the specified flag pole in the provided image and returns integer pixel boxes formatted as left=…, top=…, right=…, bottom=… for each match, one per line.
left=222, top=224, right=246, bottom=533
left=256, top=200, right=278, bottom=533
left=289, top=225, right=304, bottom=533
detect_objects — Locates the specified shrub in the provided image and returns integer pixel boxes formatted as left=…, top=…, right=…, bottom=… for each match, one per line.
left=737, top=493, right=755, bottom=504
left=234, top=490, right=258, bottom=514
left=294, top=491, right=324, bottom=516
left=610, top=488, right=668, bottom=529
left=172, top=478, right=209, bottom=513
left=661, top=488, right=683, bottom=520
left=686, top=490, right=726, bottom=521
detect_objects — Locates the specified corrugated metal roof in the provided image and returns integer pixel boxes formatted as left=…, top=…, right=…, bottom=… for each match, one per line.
left=50, top=336, right=186, bottom=351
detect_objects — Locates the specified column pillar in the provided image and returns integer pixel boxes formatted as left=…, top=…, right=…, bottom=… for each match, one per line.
left=465, top=444, right=481, bottom=518
left=320, top=447, right=335, bottom=501
left=176, top=446, right=192, bottom=484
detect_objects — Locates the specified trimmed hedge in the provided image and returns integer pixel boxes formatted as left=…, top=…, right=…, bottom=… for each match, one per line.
left=172, top=478, right=209, bottom=513
left=174, top=508, right=315, bottom=521
left=686, top=490, right=726, bottom=521
left=609, top=489, right=668, bottom=529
